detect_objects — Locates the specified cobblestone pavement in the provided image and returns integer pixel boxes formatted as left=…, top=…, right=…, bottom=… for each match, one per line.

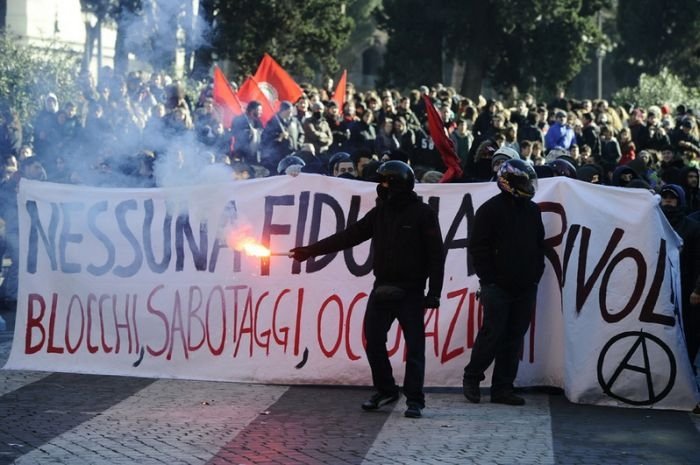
left=1, top=329, right=699, bottom=465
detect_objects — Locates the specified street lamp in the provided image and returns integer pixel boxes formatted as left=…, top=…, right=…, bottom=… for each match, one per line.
left=596, top=45, right=606, bottom=100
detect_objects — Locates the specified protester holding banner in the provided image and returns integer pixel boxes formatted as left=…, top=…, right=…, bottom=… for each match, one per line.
left=462, top=159, right=545, bottom=406
left=289, top=160, right=444, bottom=418
left=659, top=184, right=700, bottom=372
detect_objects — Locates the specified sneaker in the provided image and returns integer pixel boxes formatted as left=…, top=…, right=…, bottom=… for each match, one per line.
left=361, top=392, right=399, bottom=411
left=404, top=405, right=422, bottom=418
left=462, top=379, right=480, bottom=403
left=491, top=393, right=525, bottom=406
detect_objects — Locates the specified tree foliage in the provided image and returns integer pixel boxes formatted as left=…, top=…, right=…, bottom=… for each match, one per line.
left=615, top=0, right=700, bottom=88
left=212, top=0, right=354, bottom=81
left=81, top=0, right=188, bottom=75
left=0, top=35, right=81, bottom=122
left=337, top=0, right=383, bottom=71
left=612, top=68, right=700, bottom=110
left=378, top=0, right=608, bottom=98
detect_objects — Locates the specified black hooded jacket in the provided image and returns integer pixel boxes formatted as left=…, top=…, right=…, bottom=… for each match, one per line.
left=469, top=191, right=546, bottom=292
left=679, top=166, right=700, bottom=214
left=664, top=207, right=700, bottom=299
left=305, top=190, right=444, bottom=298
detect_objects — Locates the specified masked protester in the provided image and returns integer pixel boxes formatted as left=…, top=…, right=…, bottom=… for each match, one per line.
left=290, top=161, right=444, bottom=418
left=462, top=159, right=545, bottom=406
left=659, top=184, right=700, bottom=373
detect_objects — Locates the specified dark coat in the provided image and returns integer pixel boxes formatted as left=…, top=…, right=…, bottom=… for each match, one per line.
left=306, top=191, right=444, bottom=297
left=469, top=191, right=546, bottom=292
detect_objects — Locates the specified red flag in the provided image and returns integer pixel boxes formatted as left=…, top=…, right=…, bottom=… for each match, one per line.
left=332, top=69, right=347, bottom=110
left=423, top=94, right=463, bottom=183
left=253, top=53, right=303, bottom=110
left=237, top=75, right=276, bottom=125
left=212, top=66, right=244, bottom=129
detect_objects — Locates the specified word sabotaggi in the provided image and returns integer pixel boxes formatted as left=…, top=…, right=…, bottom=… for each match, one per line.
left=23, top=284, right=306, bottom=360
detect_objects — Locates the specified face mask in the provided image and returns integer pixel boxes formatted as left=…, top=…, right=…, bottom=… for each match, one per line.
left=376, top=183, right=389, bottom=200
left=661, top=204, right=681, bottom=216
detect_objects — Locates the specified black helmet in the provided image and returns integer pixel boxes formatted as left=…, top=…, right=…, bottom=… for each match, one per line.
left=548, top=158, right=578, bottom=179
left=277, top=154, right=305, bottom=175
left=497, top=159, right=537, bottom=198
left=377, top=160, right=415, bottom=192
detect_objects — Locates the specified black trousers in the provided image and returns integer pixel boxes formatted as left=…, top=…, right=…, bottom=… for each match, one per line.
left=463, top=283, right=537, bottom=396
left=364, top=288, right=425, bottom=408
left=683, top=302, right=700, bottom=373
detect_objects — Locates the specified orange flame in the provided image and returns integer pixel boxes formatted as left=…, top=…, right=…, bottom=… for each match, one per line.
left=226, top=227, right=271, bottom=257
left=241, top=240, right=271, bottom=257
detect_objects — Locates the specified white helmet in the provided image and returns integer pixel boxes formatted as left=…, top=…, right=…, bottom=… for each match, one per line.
left=490, top=146, right=520, bottom=168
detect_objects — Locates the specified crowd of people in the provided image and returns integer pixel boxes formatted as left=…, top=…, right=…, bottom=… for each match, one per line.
left=1, top=67, right=700, bottom=192
left=1, top=67, right=700, bottom=376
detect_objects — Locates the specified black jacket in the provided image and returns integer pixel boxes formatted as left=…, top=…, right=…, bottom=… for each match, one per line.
left=469, top=191, right=545, bottom=292
left=666, top=209, right=700, bottom=300
left=307, top=191, right=444, bottom=297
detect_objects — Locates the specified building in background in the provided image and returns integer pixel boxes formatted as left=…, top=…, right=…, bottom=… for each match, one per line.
left=3, top=0, right=116, bottom=78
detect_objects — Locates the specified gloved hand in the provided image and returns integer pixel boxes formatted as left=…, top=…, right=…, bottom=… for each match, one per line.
left=424, top=295, right=440, bottom=309
left=290, top=246, right=313, bottom=262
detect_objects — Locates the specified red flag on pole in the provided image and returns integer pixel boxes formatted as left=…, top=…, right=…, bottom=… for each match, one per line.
left=212, top=65, right=244, bottom=129
left=332, top=69, right=347, bottom=110
left=252, top=53, right=303, bottom=110
left=237, top=75, right=276, bottom=125
left=422, top=94, right=463, bottom=183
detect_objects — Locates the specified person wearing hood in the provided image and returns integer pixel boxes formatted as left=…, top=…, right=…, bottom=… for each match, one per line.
left=680, top=166, right=700, bottom=214
left=611, top=165, right=640, bottom=187
left=289, top=161, right=444, bottom=419
left=462, top=159, right=545, bottom=406
left=659, top=184, right=700, bottom=375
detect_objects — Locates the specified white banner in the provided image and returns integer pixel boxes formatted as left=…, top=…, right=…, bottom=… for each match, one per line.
left=4, top=175, right=699, bottom=410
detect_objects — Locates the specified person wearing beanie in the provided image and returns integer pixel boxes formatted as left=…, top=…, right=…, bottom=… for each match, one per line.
left=576, top=163, right=604, bottom=184
left=670, top=117, right=700, bottom=156
left=544, top=111, right=576, bottom=152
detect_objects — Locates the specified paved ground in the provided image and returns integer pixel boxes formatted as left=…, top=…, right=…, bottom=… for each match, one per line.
left=1, top=314, right=699, bottom=465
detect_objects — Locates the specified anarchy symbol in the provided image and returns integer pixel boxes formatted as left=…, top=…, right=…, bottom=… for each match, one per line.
left=596, top=330, right=676, bottom=406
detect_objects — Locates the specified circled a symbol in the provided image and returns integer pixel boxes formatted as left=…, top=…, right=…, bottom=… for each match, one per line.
left=596, top=330, right=676, bottom=406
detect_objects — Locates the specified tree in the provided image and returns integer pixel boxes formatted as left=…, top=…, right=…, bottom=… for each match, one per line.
left=377, top=0, right=608, bottom=98
left=613, top=68, right=700, bottom=110
left=375, top=0, right=445, bottom=89
left=190, top=0, right=215, bottom=80
left=337, top=0, right=383, bottom=73
left=615, top=0, right=700, bottom=88
left=212, top=0, right=354, bottom=81
left=82, top=0, right=194, bottom=77
left=0, top=35, right=81, bottom=122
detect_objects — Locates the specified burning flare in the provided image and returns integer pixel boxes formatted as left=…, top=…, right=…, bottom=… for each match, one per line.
left=225, top=226, right=291, bottom=257
left=240, top=240, right=271, bottom=257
